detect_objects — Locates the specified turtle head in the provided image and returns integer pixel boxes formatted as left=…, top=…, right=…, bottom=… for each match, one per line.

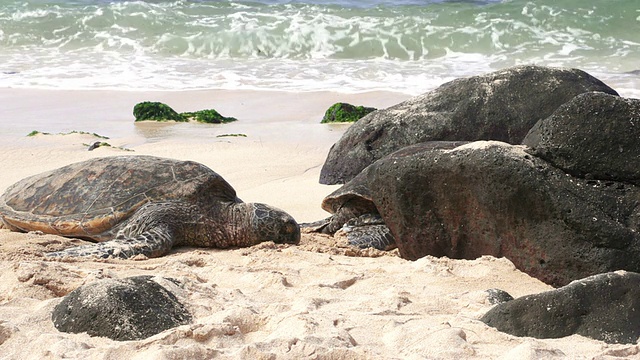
left=248, top=203, right=300, bottom=245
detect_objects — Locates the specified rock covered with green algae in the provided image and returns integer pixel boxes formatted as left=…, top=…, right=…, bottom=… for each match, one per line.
left=133, top=101, right=237, bottom=123
left=133, top=101, right=183, bottom=122
left=321, top=103, right=376, bottom=123
left=181, top=109, right=237, bottom=124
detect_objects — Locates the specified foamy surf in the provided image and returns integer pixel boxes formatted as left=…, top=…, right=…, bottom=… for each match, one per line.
left=0, top=0, right=639, bottom=95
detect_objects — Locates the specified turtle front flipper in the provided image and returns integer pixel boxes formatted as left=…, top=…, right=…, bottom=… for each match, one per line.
left=46, top=202, right=193, bottom=259
left=341, top=214, right=397, bottom=251
left=46, top=226, right=175, bottom=259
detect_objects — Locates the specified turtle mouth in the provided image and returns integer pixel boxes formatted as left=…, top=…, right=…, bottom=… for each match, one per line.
left=288, top=222, right=300, bottom=244
left=282, top=220, right=301, bottom=245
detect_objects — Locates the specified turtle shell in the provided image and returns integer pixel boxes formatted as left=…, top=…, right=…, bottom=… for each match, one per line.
left=322, top=141, right=469, bottom=215
left=0, top=156, right=238, bottom=241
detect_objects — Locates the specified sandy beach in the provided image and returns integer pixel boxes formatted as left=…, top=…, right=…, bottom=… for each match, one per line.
left=1, top=88, right=639, bottom=359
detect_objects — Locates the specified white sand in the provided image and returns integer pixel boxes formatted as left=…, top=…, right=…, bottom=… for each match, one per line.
left=0, top=89, right=637, bottom=359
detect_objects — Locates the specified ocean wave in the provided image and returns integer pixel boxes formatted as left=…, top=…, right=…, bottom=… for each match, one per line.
left=2, top=0, right=638, bottom=61
left=1, top=0, right=639, bottom=93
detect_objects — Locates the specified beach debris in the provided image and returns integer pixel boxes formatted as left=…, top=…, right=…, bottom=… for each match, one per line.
left=482, top=271, right=640, bottom=344
left=52, top=276, right=192, bottom=341
left=87, top=141, right=103, bottom=151
left=321, top=102, right=376, bottom=123
left=0, top=155, right=300, bottom=259
left=133, top=101, right=237, bottom=123
left=85, top=141, right=133, bottom=152
left=319, top=65, right=618, bottom=185
left=27, top=130, right=109, bottom=139
left=216, top=133, right=247, bottom=138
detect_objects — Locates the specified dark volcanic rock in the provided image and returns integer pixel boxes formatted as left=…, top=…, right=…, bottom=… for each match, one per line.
left=319, top=65, right=618, bottom=184
left=364, top=141, right=640, bottom=286
left=52, top=276, right=192, bottom=341
left=482, top=271, right=640, bottom=344
left=523, top=92, right=640, bottom=184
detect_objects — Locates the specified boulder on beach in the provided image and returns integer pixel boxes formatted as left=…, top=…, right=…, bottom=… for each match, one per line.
left=319, top=65, right=619, bottom=185
left=133, top=101, right=183, bottom=122
left=321, top=102, right=376, bottom=123
left=482, top=271, right=640, bottom=344
left=523, top=92, right=640, bottom=185
left=348, top=141, right=640, bottom=286
left=51, top=276, right=192, bottom=341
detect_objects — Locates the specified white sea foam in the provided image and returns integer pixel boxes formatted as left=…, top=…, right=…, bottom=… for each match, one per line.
left=0, top=0, right=639, bottom=95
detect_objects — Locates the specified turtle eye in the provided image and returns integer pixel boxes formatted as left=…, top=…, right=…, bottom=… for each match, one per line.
left=284, top=223, right=296, bottom=233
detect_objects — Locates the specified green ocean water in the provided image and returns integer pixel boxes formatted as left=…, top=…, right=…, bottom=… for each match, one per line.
left=1, top=0, right=639, bottom=94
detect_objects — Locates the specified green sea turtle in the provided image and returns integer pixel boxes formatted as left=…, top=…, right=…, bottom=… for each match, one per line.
left=305, top=141, right=469, bottom=251
left=0, top=156, right=300, bottom=259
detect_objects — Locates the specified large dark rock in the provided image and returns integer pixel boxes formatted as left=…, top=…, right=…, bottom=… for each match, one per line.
left=523, top=92, right=640, bottom=185
left=319, top=65, right=618, bottom=184
left=481, top=271, right=640, bottom=344
left=52, top=276, right=192, bottom=341
left=363, top=141, right=640, bottom=286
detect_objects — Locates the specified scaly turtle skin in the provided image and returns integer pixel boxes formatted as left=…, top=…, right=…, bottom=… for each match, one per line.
left=0, top=156, right=300, bottom=259
left=305, top=141, right=469, bottom=251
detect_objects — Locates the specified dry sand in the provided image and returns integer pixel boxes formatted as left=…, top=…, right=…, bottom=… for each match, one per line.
left=0, top=89, right=638, bottom=359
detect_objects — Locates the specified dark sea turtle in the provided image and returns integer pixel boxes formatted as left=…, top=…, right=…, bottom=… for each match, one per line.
left=305, top=141, right=468, bottom=250
left=0, top=155, right=300, bottom=259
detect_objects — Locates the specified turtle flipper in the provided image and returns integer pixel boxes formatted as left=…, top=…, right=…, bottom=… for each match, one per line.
left=46, top=226, right=175, bottom=259
left=299, top=217, right=332, bottom=232
left=342, top=214, right=396, bottom=251
left=46, top=202, right=189, bottom=259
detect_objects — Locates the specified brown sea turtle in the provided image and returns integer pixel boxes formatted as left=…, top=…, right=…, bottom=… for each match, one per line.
left=0, top=155, right=300, bottom=259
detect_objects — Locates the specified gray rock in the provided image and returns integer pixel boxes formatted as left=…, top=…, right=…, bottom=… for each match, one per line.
left=481, top=271, right=640, bottom=344
left=52, top=276, right=192, bottom=341
left=364, top=141, right=640, bottom=286
left=319, top=65, right=618, bottom=185
left=523, top=92, right=640, bottom=185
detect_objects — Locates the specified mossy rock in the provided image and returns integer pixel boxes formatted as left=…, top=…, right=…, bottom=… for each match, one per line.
left=321, top=103, right=377, bottom=123
left=133, top=102, right=237, bottom=123
left=181, top=109, right=237, bottom=124
left=133, top=102, right=184, bottom=122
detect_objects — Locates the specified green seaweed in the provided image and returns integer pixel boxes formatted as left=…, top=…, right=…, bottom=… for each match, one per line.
left=133, top=101, right=184, bottom=122
left=133, top=101, right=237, bottom=124
left=27, top=130, right=109, bottom=138
left=216, top=133, right=247, bottom=138
left=181, top=109, right=237, bottom=124
left=321, top=102, right=377, bottom=123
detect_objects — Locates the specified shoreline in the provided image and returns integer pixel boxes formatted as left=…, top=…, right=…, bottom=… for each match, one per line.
left=0, top=88, right=411, bottom=223
left=0, top=88, right=411, bottom=139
